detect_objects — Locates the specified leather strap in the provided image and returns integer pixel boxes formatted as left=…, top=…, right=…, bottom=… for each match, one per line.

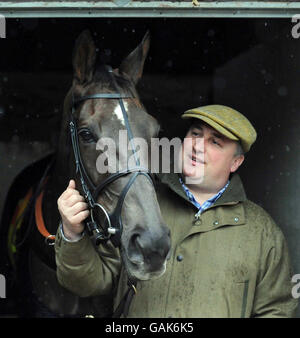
left=112, top=279, right=137, bottom=318
left=35, top=186, right=55, bottom=245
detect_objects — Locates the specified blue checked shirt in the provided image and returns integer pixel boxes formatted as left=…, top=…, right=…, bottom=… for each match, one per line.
left=179, top=177, right=230, bottom=218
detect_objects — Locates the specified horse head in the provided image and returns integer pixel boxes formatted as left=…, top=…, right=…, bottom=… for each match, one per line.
left=62, top=30, right=171, bottom=281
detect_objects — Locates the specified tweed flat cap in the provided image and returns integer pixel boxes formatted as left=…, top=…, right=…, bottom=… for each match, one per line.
left=181, top=104, right=257, bottom=152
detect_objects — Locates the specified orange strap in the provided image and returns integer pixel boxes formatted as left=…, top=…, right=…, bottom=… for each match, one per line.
left=35, top=189, right=55, bottom=244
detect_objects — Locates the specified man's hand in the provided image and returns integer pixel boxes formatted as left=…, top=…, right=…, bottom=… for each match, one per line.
left=57, top=179, right=89, bottom=241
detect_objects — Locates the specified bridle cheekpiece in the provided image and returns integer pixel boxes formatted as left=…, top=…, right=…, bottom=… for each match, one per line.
left=69, top=65, right=153, bottom=248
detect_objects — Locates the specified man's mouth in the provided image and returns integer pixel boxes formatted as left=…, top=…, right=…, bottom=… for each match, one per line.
left=189, top=154, right=205, bottom=166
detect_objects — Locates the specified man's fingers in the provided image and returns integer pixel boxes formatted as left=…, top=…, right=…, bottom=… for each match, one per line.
left=71, top=210, right=90, bottom=225
left=64, top=194, right=85, bottom=207
left=68, top=179, right=76, bottom=189
left=60, top=185, right=80, bottom=200
left=71, top=201, right=89, bottom=215
left=57, top=180, right=89, bottom=231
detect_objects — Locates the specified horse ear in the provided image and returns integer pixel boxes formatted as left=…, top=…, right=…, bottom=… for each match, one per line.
left=72, top=30, right=96, bottom=85
left=119, top=30, right=150, bottom=85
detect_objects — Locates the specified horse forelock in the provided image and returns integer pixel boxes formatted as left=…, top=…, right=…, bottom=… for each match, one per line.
left=93, top=65, right=136, bottom=97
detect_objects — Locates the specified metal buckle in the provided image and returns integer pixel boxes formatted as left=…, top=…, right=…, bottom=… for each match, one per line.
left=91, top=203, right=117, bottom=239
left=131, top=284, right=137, bottom=294
left=45, top=234, right=55, bottom=246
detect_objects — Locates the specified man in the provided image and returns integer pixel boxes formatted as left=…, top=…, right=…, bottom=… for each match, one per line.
left=55, top=104, right=298, bottom=317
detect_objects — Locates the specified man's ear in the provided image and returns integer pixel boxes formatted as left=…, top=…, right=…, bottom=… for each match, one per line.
left=230, top=155, right=245, bottom=173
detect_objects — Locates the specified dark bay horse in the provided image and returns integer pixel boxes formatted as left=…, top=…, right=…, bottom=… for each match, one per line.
left=2, top=30, right=171, bottom=317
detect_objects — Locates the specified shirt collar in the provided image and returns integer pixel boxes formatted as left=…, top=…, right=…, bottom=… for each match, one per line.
left=179, top=177, right=230, bottom=216
left=157, top=172, right=247, bottom=206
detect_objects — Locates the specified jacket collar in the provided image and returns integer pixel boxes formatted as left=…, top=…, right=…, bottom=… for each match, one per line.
left=158, top=172, right=247, bottom=208
left=159, top=172, right=247, bottom=239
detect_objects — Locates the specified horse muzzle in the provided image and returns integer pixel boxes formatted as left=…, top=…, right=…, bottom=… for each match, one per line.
left=125, top=224, right=171, bottom=280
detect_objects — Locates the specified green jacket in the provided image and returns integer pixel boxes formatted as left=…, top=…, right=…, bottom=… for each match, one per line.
left=55, top=173, right=298, bottom=317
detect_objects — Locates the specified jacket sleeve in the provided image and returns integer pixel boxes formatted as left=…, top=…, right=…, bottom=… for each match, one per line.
left=54, top=226, right=121, bottom=298
left=252, top=225, right=298, bottom=317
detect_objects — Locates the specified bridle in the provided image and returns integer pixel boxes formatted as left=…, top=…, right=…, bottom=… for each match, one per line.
left=69, top=65, right=154, bottom=249
left=69, top=65, right=155, bottom=317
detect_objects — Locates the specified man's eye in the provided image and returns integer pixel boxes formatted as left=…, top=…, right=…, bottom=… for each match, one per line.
left=78, top=128, right=95, bottom=143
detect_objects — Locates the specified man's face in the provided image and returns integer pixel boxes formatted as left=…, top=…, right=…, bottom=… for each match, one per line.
left=180, top=122, right=244, bottom=190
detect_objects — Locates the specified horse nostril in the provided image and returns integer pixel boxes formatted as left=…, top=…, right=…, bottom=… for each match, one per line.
left=127, top=234, right=144, bottom=264
left=127, top=224, right=171, bottom=270
left=138, top=228, right=170, bottom=259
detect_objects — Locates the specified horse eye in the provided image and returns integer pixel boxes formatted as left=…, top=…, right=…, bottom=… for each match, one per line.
left=78, top=128, right=96, bottom=143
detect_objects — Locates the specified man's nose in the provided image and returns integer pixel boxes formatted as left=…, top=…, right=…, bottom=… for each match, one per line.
left=193, top=137, right=205, bottom=153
